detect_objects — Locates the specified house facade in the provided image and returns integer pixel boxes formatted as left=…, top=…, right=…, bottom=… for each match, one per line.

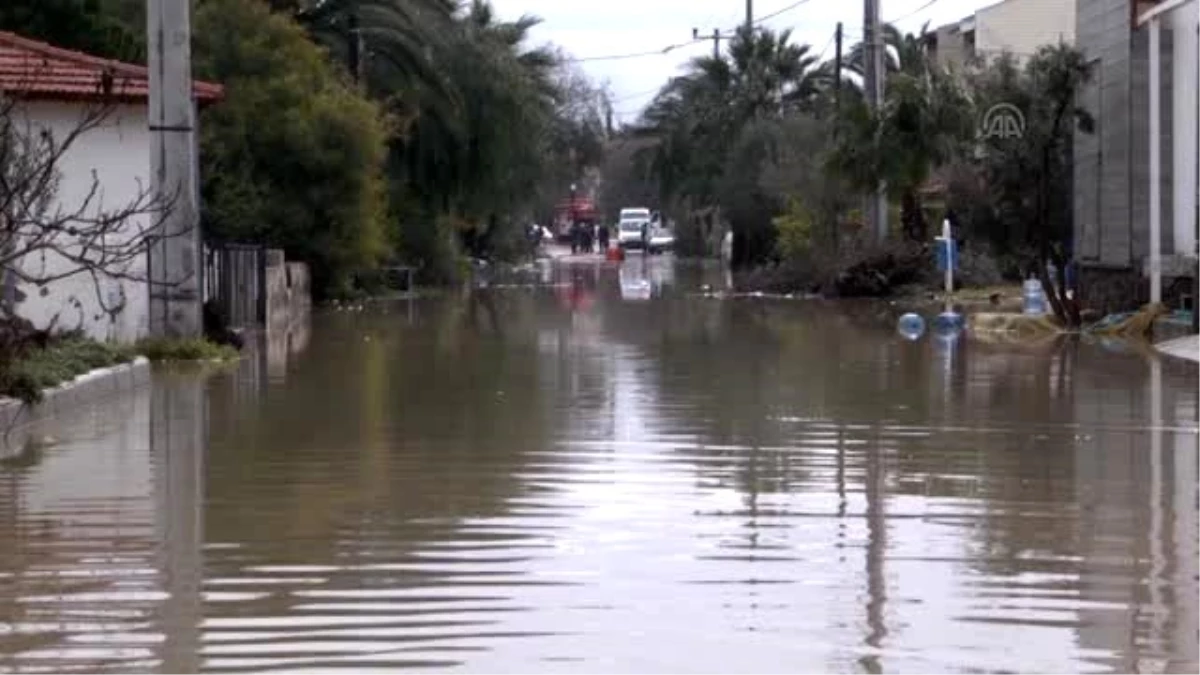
left=974, top=0, right=1077, bottom=58
left=1072, top=0, right=1198, bottom=313
left=0, top=31, right=221, bottom=343
left=925, top=0, right=1077, bottom=69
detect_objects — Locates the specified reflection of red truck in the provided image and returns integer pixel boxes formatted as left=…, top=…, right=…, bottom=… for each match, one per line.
left=552, top=196, right=598, bottom=241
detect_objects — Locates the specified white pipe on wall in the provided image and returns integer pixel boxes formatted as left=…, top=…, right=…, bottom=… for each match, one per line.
left=1151, top=18, right=1163, bottom=305
left=1170, top=4, right=1199, bottom=258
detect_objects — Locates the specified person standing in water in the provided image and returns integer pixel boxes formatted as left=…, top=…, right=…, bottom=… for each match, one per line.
left=598, top=221, right=610, bottom=253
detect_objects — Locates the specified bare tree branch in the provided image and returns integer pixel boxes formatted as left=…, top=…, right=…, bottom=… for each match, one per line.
left=0, top=60, right=192, bottom=326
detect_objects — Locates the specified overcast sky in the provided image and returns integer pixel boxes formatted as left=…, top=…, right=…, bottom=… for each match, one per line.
left=492, top=0, right=999, bottom=123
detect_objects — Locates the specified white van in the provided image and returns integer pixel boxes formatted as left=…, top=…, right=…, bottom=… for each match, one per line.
left=619, top=207, right=651, bottom=222
left=617, top=207, right=652, bottom=250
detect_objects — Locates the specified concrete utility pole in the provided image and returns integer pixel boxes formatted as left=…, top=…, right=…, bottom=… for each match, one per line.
left=147, top=0, right=202, bottom=338
left=863, top=0, right=888, bottom=241
left=834, top=22, right=843, bottom=113
left=746, top=0, right=753, bottom=31
left=693, top=28, right=733, bottom=58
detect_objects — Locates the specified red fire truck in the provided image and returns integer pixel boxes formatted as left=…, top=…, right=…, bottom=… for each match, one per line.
left=552, top=196, right=598, bottom=242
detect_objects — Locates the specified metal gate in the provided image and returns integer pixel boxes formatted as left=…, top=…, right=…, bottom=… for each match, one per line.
left=204, top=243, right=265, bottom=329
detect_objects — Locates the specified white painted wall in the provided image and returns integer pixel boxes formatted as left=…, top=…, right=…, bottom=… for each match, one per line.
left=975, top=0, right=1076, bottom=59
left=8, top=101, right=152, bottom=343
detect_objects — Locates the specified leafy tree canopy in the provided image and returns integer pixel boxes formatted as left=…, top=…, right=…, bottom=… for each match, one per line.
left=194, top=0, right=392, bottom=298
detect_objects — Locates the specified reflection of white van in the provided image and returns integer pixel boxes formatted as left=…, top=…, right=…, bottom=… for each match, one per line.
left=618, top=267, right=652, bottom=301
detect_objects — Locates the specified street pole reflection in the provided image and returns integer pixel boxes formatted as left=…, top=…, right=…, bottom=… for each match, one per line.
left=151, top=370, right=207, bottom=673
left=1145, top=353, right=1199, bottom=671
left=1148, top=357, right=1165, bottom=661
left=859, top=428, right=887, bottom=674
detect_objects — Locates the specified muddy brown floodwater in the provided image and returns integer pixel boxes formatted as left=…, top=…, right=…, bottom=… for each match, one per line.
left=0, top=256, right=1197, bottom=673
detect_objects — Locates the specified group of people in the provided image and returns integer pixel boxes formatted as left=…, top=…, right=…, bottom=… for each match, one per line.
left=569, top=221, right=610, bottom=255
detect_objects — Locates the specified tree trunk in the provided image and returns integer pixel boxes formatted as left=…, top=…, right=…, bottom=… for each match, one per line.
left=1034, top=92, right=1076, bottom=327
left=900, top=189, right=926, bottom=242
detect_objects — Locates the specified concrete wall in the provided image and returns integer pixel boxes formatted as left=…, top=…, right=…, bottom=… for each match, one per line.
left=929, top=21, right=974, bottom=70
left=975, top=0, right=1077, bottom=58
left=7, top=101, right=152, bottom=343
left=264, top=249, right=310, bottom=333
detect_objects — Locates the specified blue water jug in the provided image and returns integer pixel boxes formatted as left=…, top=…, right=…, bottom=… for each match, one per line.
left=897, top=313, right=925, bottom=340
left=1022, top=276, right=1047, bottom=316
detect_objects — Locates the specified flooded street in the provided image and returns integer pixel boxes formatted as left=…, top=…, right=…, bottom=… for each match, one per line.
left=1, top=256, right=1197, bottom=673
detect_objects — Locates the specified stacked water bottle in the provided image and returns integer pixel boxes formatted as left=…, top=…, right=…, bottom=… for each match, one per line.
left=1023, top=273, right=1048, bottom=315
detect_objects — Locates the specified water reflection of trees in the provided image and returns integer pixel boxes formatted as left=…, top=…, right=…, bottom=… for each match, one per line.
left=585, top=281, right=1198, bottom=670
left=202, top=294, right=557, bottom=650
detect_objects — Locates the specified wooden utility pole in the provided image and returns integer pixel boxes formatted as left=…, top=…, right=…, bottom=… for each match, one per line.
left=863, top=0, right=888, bottom=242
left=147, top=0, right=202, bottom=338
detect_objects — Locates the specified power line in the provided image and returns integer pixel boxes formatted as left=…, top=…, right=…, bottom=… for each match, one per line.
left=886, top=0, right=942, bottom=25
left=753, top=0, right=819, bottom=26
left=567, top=39, right=706, bottom=63
left=609, top=85, right=665, bottom=103
left=565, top=0, right=829, bottom=65
left=816, top=27, right=837, bottom=60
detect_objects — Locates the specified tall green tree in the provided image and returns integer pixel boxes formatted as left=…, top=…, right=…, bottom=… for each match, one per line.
left=0, top=0, right=143, bottom=61
left=194, top=0, right=392, bottom=298
left=972, top=45, right=1094, bottom=325
left=394, top=0, right=563, bottom=260
left=829, top=23, right=973, bottom=242
left=635, top=26, right=828, bottom=267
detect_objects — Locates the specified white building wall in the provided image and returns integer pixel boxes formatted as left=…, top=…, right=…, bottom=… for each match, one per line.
left=9, top=101, right=152, bottom=344
left=975, top=0, right=1077, bottom=58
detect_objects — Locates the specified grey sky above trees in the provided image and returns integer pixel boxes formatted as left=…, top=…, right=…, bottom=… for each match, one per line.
left=493, top=0, right=996, bottom=124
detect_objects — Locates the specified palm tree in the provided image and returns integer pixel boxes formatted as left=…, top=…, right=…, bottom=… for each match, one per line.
left=635, top=27, right=827, bottom=205
left=832, top=22, right=974, bottom=241
left=845, top=22, right=935, bottom=79
left=277, top=0, right=455, bottom=91
left=396, top=0, right=567, bottom=256
left=631, top=27, right=832, bottom=266
left=724, top=26, right=826, bottom=116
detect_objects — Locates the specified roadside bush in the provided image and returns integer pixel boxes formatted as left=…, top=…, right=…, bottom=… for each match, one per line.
left=773, top=197, right=814, bottom=261
left=732, top=257, right=821, bottom=295
left=954, top=245, right=1005, bottom=288
left=398, top=214, right=466, bottom=286
left=134, top=338, right=239, bottom=363
left=830, top=242, right=933, bottom=297
left=0, top=334, right=134, bottom=404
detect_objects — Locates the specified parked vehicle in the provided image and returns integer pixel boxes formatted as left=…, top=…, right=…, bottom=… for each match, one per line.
left=553, top=197, right=597, bottom=242
left=647, top=227, right=675, bottom=255
left=617, top=218, right=648, bottom=250
left=619, top=207, right=651, bottom=222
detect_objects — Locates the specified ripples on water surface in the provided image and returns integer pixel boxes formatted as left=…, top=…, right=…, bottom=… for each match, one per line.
left=0, top=258, right=1197, bottom=673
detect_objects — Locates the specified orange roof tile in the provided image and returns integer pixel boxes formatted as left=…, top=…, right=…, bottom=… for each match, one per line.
left=0, top=30, right=222, bottom=105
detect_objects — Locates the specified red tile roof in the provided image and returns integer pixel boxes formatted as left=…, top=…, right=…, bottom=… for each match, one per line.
left=0, top=30, right=222, bottom=105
